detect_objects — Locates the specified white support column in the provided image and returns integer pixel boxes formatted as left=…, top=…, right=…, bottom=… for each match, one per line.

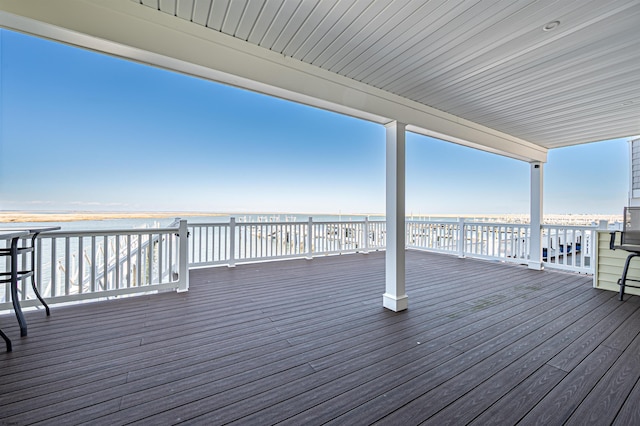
left=383, top=121, right=408, bottom=312
left=529, top=162, right=544, bottom=270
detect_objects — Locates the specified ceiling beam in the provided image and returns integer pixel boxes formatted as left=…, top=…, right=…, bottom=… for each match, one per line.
left=0, top=0, right=547, bottom=162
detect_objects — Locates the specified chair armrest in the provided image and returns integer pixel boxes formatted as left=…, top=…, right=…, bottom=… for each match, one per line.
left=610, top=231, right=619, bottom=250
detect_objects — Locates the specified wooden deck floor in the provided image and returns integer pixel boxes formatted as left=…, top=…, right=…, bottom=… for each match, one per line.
left=1, top=250, right=640, bottom=425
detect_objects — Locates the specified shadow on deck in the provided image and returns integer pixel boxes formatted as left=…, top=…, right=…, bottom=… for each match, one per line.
left=1, top=250, right=639, bottom=425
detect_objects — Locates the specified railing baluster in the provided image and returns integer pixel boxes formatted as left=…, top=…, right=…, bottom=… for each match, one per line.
left=242, top=224, right=247, bottom=259
left=158, top=233, right=163, bottom=284
left=561, top=228, right=567, bottom=266
left=148, top=234, right=154, bottom=285
left=248, top=223, right=252, bottom=259
left=36, top=238, right=43, bottom=295
left=77, top=237, right=83, bottom=294
left=247, top=222, right=252, bottom=259
left=241, top=223, right=246, bottom=259
left=204, top=226, right=209, bottom=263
left=192, top=227, right=198, bottom=264
left=126, top=234, right=132, bottom=287
left=201, top=226, right=206, bottom=263
left=571, top=229, right=576, bottom=267
left=115, top=235, right=121, bottom=289
left=51, top=238, right=57, bottom=297
left=212, top=226, right=217, bottom=261
left=136, top=234, right=142, bottom=286
left=89, top=236, right=95, bottom=292
left=101, top=236, right=107, bottom=289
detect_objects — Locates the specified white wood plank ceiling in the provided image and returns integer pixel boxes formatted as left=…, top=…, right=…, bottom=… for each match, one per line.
left=134, top=0, right=640, bottom=149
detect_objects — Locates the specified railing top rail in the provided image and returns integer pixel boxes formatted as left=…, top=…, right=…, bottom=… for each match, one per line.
left=312, top=220, right=372, bottom=225
left=541, top=224, right=598, bottom=230
left=186, top=220, right=386, bottom=226
left=406, top=219, right=459, bottom=224
left=406, top=219, right=530, bottom=227
left=236, top=221, right=308, bottom=225
left=190, top=221, right=305, bottom=226
left=41, top=226, right=180, bottom=237
left=463, top=221, right=531, bottom=227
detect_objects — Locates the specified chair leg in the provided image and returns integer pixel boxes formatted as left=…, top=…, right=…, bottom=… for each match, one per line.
left=619, top=253, right=640, bottom=301
left=31, top=276, right=50, bottom=316
left=30, top=234, right=50, bottom=316
left=0, top=328, right=11, bottom=352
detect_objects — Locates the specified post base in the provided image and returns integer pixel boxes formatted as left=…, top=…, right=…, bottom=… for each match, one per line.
left=528, top=261, right=544, bottom=270
left=383, top=293, right=408, bottom=312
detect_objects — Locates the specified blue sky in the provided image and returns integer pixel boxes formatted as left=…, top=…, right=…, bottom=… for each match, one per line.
left=0, top=29, right=633, bottom=215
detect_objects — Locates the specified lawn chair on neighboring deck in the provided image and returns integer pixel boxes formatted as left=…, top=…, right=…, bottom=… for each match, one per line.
left=610, top=207, right=640, bottom=300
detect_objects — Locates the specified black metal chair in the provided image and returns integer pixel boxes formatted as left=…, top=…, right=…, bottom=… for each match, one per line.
left=610, top=207, right=640, bottom=301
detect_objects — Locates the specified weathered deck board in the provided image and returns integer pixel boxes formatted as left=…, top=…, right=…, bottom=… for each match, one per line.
left=1, top=250, right=638, bottom=425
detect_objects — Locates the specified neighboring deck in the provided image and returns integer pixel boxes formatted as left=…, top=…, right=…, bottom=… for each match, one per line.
left=1, top=250, right=639, bottom=425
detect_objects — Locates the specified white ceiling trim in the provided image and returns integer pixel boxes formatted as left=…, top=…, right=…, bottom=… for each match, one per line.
left=0, top=0, right=547, bottom=162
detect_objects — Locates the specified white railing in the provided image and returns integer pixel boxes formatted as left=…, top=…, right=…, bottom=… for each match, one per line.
left=188, top=222, right=231, bottom=266
left=463, top=221, right=531, bottom=264
left=311, top=219, right=385, bottom=256
left=1, top=218, right=597, bottom=309
left=406, top=220, right=461, bottom=254
left=0, top=220, right=189, bottom=310
left=407, top=219, right=596, bottom=273
left=187, top=217, right=385, bottom=267
left=407, top=219, right=531, bottom=264
left=541, top=224, right=596, bottom=274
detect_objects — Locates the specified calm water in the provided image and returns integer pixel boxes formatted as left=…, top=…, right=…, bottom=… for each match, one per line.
left=3, top=213, right=537, bottom=233
left=2, top=213, right=392, bottom=232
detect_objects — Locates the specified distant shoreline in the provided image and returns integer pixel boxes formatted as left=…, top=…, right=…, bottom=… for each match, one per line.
left=0, top=211, right=226, bottom=223
left=0, top=211, right=622, bottom=225
left=0, top=211, right=380, bottom=223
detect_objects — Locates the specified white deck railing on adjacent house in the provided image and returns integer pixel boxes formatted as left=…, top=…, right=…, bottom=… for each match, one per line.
left=1, top=217, right=597, bottom=309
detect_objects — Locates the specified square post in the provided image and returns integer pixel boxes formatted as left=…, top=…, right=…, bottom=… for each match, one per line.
left=177, top=219, right=189, bottom=292
left=229, top=217, right=236, bottom=267
left=362, top=217, right=369, bottom=254
left=458, top=217, right=466, bottom=258
left=529, top=162, right=544, bottom=270
left=383, top=121, right=408, bottom=312
left=306, top=216, right=313, bottom=260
